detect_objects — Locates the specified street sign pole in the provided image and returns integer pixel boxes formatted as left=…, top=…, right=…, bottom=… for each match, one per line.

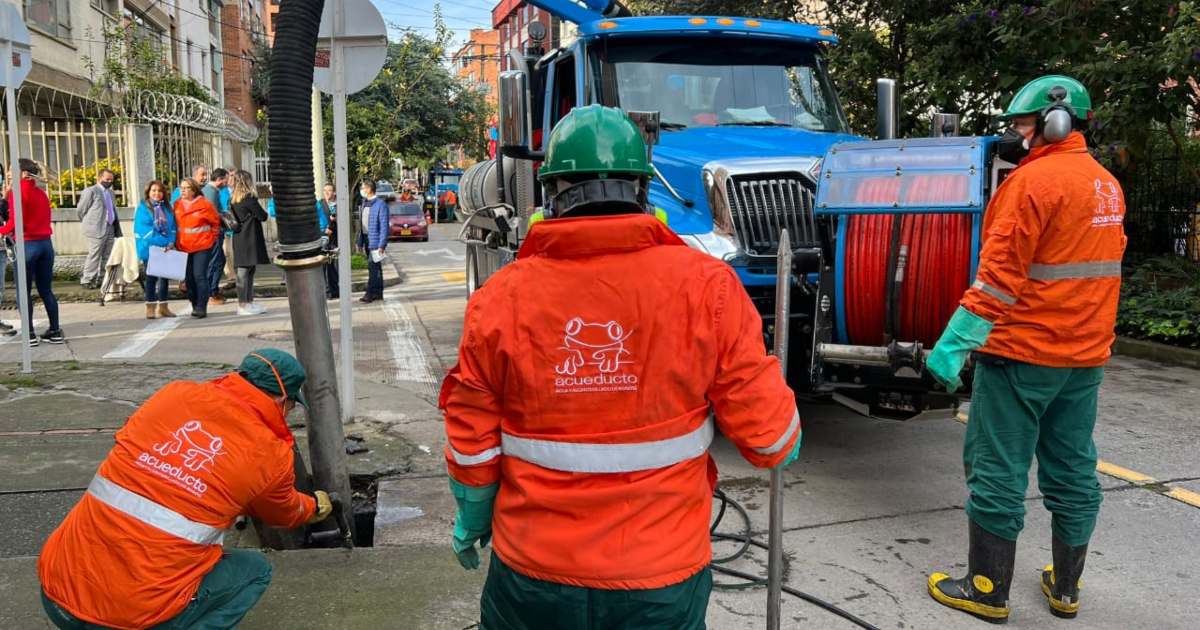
left=314, top=0, right=386, bottom=422
left=2, top=6, right=33, bottom=372
left=331, top=0, right=354, bottom=422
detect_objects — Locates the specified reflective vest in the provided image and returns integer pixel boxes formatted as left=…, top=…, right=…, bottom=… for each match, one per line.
left=963, top=132, right=1126, bottom=366
left=441, top=214, right=800, bottom=590
left=173, top=196, right=220, bottom=253
left=38, top=375, right=315, bottom=629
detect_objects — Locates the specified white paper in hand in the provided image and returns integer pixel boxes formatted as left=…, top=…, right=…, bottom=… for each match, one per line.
left=370, top=250, right=388, bottom=264
left=147, top=246, right=188, bottom=280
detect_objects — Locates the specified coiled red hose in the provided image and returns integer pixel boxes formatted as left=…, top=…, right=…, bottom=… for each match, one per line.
left=843, top=175, right=973, bottom=346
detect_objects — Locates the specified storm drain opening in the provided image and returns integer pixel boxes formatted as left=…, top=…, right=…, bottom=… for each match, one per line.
left=349, top=473, right=378, bottom=547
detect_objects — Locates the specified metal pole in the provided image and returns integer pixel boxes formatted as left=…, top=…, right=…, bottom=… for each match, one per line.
left=767, top=229, right=792, bottom=630
left=332, top=0, right=355, bottom=423
left=876, top=78, right=898, bottom=140
left=5, top=43, right=31, bottom=373
left=311, top=87, right=327, bottom=194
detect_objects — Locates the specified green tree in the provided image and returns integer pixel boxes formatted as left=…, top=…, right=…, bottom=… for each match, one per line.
left=325, top=7, right=495, bottom=182
left=84, top=21, right=215, bottom=105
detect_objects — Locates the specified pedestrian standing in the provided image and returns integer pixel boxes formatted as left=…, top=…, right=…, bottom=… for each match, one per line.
left=133, top=180, right=178, bottom=320
left=171, top=165, right=208, bottom=205
left=317, top=183, right=338, bottom=299
left=173, top=178, right=220, bottom=319
left=228, top=170, right=270, bottom=316
left=0, top=159, right=63, bottom=345
left=37, top=349, right=333, bottom=630
left=203, top=168, right=230, bottom=307
left=441, top=106, right=802, bottom=628
left=358, top=180, right=388, bottom=304
left=926, top=76, right=1127, bottom=623
left=77, top=168, right=119, bottom=290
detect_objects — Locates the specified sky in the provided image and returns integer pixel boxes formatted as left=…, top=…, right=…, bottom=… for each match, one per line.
left=371, top=0, right=499, bottom=49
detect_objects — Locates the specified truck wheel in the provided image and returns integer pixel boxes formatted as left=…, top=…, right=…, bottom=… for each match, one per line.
left=465, top=246, right=480, bottom=296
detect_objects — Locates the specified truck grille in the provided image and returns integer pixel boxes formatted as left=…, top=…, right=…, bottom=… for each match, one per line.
left=725, top=174, right=818, bottom=255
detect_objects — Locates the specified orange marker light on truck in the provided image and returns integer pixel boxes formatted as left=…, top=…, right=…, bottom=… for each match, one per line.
left=689, top=18, right=707, bottom=25
left=818, top=28, right=834, bottom=36
left=599, top=21, right=618, bottom=29
left=717, top=18, right=734, bottom=25
left=744, top=19, right=761, bottom=27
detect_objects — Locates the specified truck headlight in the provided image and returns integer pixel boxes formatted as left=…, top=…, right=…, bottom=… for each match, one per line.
left=680, top=231, right=740, bottom=261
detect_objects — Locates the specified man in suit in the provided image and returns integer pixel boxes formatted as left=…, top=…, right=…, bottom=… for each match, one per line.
left=77, top=169, right=118, bottom=289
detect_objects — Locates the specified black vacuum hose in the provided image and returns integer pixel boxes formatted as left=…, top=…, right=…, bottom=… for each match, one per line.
left=269, top=0, right=326, bottom=259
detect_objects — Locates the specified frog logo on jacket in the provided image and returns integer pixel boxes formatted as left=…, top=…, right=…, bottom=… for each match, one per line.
left=1092, top=179, right=1123, bottom=227
left=135, top=420, right=226, bottom=496
left=554, top=317, right=639, bottom=394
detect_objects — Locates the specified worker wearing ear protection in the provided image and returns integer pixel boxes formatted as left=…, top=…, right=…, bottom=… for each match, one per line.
left=442, top=105, right=802, bottom=629
left=38, top=349, right=334, bottom=629
left=925, top=76, right=1126, bottom=623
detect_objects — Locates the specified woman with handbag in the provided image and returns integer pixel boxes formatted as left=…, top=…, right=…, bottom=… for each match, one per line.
left=133, top=180, right=178, bottom=319
left=228, top=170, right=270, bottom=316
left=173, top=177, right=220, bottom=318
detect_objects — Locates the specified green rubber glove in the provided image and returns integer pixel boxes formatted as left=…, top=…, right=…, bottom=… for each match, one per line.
left=449, top=479, right=498, bottom=570
left=780, top=430, right=803, bottom=467
left=926, top=307, right=995, bottom=394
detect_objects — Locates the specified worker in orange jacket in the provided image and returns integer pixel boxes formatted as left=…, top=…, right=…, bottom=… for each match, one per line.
left=441, top=105, right=802, bottom=629
left=925, top=76, right=1126, bottom=623
left=38, top=349, right=334, bottom=629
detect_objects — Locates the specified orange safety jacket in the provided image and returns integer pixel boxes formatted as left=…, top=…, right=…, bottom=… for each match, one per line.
left=441, top=214, right=800, bottom=590
left=38, top=374, right=316, bottom=629
left=963, top=132, right=1127, bottom=367
left=173, top=196, right=220, bottom=253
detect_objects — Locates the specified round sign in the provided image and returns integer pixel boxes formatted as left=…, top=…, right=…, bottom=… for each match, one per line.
left=314, top=0, right=388, bottom=95
left=0, top=3, right=33, bottom=89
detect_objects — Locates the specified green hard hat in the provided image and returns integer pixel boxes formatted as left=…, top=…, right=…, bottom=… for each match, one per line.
left=539, top=105, right=654, bottom=181
left=1000, top=75, right=1092, bottom=121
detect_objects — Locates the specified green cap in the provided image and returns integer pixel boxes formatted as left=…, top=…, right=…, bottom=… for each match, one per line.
left=1000, top=75, right=1092, bottom=121
left=239, top=349, right=308, bottom=407
left=538, top=105, right=654, bottom=181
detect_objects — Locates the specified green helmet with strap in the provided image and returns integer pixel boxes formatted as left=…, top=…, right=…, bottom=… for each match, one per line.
left=538, top=105, right=654, bottom=218
left=1000, top=75, right=1092, bottom=122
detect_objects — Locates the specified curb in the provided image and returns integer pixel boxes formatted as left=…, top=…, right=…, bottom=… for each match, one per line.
left=1113, top=337, right=1200, bottom=370
left=47, top=275, right=398, bottom=304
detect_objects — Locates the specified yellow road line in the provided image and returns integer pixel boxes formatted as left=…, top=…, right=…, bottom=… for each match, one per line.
left=1164, top=487, right=1200, bottom=509
left=442, top=271, right=466, bottom=283
left=1095, top=461, right=1157, bottom=485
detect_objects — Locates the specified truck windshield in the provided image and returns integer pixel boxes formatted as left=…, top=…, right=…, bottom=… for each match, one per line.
left=595, top=38, right=849, bottom=133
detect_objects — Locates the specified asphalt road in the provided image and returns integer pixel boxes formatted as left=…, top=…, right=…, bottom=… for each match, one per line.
left=2, top=223, right=1198, bottom=629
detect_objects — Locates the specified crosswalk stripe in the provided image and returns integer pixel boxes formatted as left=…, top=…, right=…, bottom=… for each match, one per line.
left=103, top=306, right=192, bottom=359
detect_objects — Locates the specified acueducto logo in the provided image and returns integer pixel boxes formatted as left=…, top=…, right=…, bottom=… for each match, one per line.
left=136, top=420, right=226, bottom=496
left=554, top=317, right=639, bottom=394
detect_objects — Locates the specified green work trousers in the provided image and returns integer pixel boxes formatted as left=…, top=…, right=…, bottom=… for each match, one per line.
left=41, top=549, right=273, bottom=630
left=481, top=554, right=712, bottom=630
left=964, top=356, right=1104, bottom=546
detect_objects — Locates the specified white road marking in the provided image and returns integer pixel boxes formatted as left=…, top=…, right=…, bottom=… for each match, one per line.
left=412, top=247, right=465, bottom=262
left=381, top=290, right=436, bottom=384
left=103, top=306, right=193, bottom=359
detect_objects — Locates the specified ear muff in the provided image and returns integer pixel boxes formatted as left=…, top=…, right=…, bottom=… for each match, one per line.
left=1038, top=86, right=1074, bottom=144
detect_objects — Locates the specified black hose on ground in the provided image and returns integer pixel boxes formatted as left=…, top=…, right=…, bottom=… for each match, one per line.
left=269, top=0, right=326, bottom=259
left=710, top=488, right=883, bottom=630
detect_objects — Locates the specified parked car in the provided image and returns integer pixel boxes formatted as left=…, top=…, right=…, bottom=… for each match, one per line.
left=376, top=180, right=396, bottom=199
left=387, top=199, right=428, bottom=242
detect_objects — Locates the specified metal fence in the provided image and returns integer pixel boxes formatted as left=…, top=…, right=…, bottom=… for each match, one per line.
left=152, top=123, right=219, bottom=189
left=0, top=116, right=129, bottom=209
left=1118, top=158, right=1200, bottom=261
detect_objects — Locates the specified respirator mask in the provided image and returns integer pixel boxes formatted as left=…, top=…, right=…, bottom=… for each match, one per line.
left=996, top=127, right=1032, bottom=164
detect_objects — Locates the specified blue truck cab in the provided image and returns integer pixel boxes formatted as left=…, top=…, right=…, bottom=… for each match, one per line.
left=460, top=1, right=1001, bottom=418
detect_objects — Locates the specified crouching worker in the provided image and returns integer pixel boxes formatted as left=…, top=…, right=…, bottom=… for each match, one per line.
left=441, top=106, right=802, bottom=629
left=38, top=349, right=333, bottom=629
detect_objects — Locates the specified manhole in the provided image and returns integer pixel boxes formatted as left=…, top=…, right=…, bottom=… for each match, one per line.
left=248, top=330, right=293, bottom=342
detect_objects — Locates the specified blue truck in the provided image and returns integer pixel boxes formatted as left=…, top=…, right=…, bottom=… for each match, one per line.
left=459, top=0, right=1009, bottom=418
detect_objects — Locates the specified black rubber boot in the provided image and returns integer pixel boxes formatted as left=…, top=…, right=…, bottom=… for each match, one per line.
left=928, top=520, right=1017, bottom=624
left=1041, top=536, right=1088, bottom=619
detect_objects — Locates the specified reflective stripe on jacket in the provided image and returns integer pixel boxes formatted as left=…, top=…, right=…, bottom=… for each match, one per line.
left=172, top=196, right=220, bottom=253
left=38, top=374, right=315, bottom=629
left=440, top=214, right=799, bottom=590
left=962, top=132, right=1127, bottom=367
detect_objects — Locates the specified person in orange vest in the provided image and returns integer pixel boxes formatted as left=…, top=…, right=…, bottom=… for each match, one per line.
left=441, top=105, right=802, bottom=628
left=38, top=349, right=334, bottom=629
left=925, top=76, right=1126, bottom=623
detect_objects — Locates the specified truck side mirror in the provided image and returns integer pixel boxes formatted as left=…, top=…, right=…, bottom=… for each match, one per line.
left=499, top=70, right=531, bottom=153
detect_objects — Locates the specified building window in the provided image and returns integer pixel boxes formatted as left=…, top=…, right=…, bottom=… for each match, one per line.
left=208, top=0, right=222, bottom=39
left=90, top=0, right=119, bottom=17
left=211, top=45, right=221, bottom=95
left=186, top=40, right=194, bottom=77
left=25, top=0, right=72, bottom=39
